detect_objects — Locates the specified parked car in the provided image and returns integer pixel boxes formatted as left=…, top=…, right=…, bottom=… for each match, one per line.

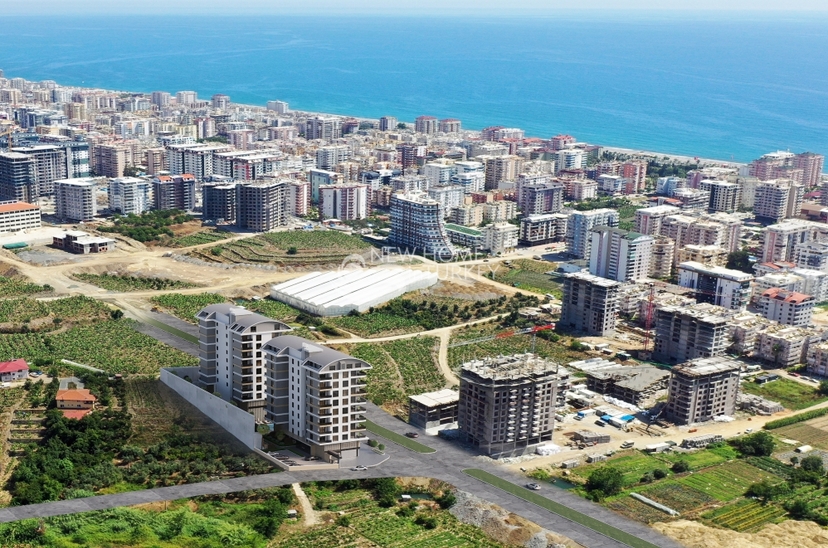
left=595, top=420, right=606, bottom=427
left=405, top=432, right=419, bottom=438
left=525, top=483, right=541, bottom=490
left=351, top=465, right=368, bottom=471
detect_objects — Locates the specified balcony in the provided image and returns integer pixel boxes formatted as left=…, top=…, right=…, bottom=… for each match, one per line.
left=351, top=422, right=366, bottom=431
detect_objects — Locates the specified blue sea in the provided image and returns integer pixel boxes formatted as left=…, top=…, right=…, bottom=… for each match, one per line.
left=1, top=13, right=827, bottom=164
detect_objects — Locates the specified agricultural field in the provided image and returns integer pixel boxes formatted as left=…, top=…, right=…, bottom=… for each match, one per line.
left=658, top=443, right=739, bottom=470
left=774, top=414, right=828, bottom=450
left=570, top=452, right=669, bottom=488
left=338, top=337, right=444, bottom=407
left=0, top=275, right=52, bottom=297
left=188, top=230, right=371, bottom=267
left=676, top=461, right=779, bottom=502
left=72, top=273, right=201, bottom=291
left=635, top=482, right=716, bottom=513
left=448, top=323, right=587, bottom=369
left=740, top=377, right=828, bottom=410
left=0, top=319, right=197, bottom=374
left=245, top=298, right=303, bottom=323
left=150, top=293, right=228, bottom=322
left=703, top=499, right=787, bottom=533
left=167, top=229, right=231, bottom=248
left=0, top=295, right=110, bottom=328
left=329, top=311, right=421, bottom=337
left=488, top=259, right=562, bottom=296
left=606, top=495, right=679, bottom=524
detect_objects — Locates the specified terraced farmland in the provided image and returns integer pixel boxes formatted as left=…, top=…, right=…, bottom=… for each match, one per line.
left=775, top=414, right=828, bottom=450
left=636, top=482, right=715, bottom=513
left=676, top=461, right=779, bottom=501
left=704, top=499, right=787, bottom=532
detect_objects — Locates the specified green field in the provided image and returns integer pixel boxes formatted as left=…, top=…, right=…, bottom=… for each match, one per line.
left=464, top=469, right=661, bottom=548
left=703, top=499, right=787, bottom=533
left=448, top=324, right=588, bottom=369
left=659, top=443, right=738, bottom=470
left=740, top=378, right=828, bottom=410
left=571, top=452, right=669, bottom=487
left=167, top=230, right=231, bottom=247
left=151, top=293, right=228, bottom=322
left=635, top=482, right=716, bottom=513
left=489, top=259, right=562, bottom=296
left=73, top=273, right=200, bottom=291
left=0, top=295, right=111, bottom=327
left=0, top=275, right=52, bottom=297
left=676, top=461, right=778, bottom=502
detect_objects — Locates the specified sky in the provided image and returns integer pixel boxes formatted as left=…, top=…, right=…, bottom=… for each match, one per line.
left=2, top=0, right=827, bottom=15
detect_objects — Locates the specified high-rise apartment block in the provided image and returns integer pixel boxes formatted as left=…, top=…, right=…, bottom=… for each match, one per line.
left=518, top=181, right=564, bottom=215
left=518, top=213, right=568, bottom=245
left=203, top=183, right=238, bottom=224
left=54, top=178, right=97, bottom=221
left=566, top=208, right=619, bottom=259
left=753, top=179, right=804, bottom=222
left=266, top=100, right=289, bottom=114
left=165, top=144, right=232, bottom=181
left=175, top=90, right=198, bottom=105
left=152, top=174, right=195, bottom=211
left=108, top=177, right=151, bottom=215
left=0, top=152, right=36, bottom=203
left=320, top=183, right=369, bottom=221
left=237, top=180, right=286, bottom=232
left=438, top=118, right=461, bottom=133
left=285, top=179, right=310, bottom=218
left=677, top=261, right=753, bottom=310
left=309, top=169, right=344, bottom=202
left=761, top=219, right=828, bottom=263
left=305, top=116, right=341, bottom=141
left=263, top=335, right=371, bottom=460
left=316, top=145, right=351, bottom=170
left=151, top=91, right=171, bottom=107
left=652, top=305, right=730, bottom=364
left=750, top=151, right=824, bottom=187
left=196, top=304, right=291, bottom=419
left=458, top=354, right=558, bottom=457
left=700, top=179, right=740, bottom=213
left=560, top=272, right=621, bottom=336
left=589, top=227, right=653, bottom=282
left=664, top=356, right=741, bottom=425
left=414, top=115, right=438, bottom=134
left=378, top=116, right=397, bottom=131
left=0, top=200, right=41, bottom=233
left=389, top=191, right=455, bottom=259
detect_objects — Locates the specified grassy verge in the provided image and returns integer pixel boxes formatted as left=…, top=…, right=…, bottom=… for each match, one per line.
left=364, top=420, right=435, bottom=453
left=463, top=468, right=662, bottom=548
left=740, top=378, right=828, bottom=410
left=137, top=314, right=199, bottom=344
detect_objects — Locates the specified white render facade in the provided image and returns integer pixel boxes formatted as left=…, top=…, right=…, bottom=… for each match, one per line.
left=677, top=261, right=753, bottom=310
left=566, top=208, right=619, bottom=259
left=108, top=177, right=151, bottom=215
left=589, top=227, right=653, bottom=282
left=263, top=335, right=370, bottom=461
left=54, top=178, right=96, bottom=221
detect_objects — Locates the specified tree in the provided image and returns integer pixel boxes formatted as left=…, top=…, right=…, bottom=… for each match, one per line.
left=110, top=309, right=124, bottom=320
left=396, top=122, right=407, bottom=130
left=800, top=455, right=825, bottom=474
left=123, top=165, right=142, bottom=177
left=335, top=515, right=351, bottom=527
left=671, top=460, right=690, bottom=473
left=436, top=491, right=456, bottom=509
left=585, top=466, right=624, bottom=497
left=731, top=431, right=775, bottom=457
left=287, top=246, right=298, bottom=255
left=819, top=380, right=828, bottom=396
left=653, top=468, right=667, bottom=480
left=746, top=479, right=790, bottom=503
left=786, top=499, right=812, bottom=519
left=725, top=250, right=753, bottom=274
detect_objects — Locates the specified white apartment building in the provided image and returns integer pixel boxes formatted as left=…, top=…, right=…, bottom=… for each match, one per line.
left=0, top=200, right=41, bottom=233
left=589, top=227, right=653, bottom=283
left=266, top=100, right=289, bottom=114
left=518, top=213, right=568, bottom=245
left=483, top=222, right=519, bottom=255
left=761, top=219, right=828, bottom=263
left=677, top=261, right=753, bottom=310
left=450, top=171, right=485, bottom=195
left=263, top=335, right=371, bottom=461
left=566, top=208, right=620, bottom=259
left=752, top=273, right=804, bottom=302
left=108, top=177, right=151, bottom=215
left=196, top=304, right=291, bottom=419
left=753, top=179, right=804, bottom=222
left=427, top=185, right=465, bottom=214
left=569, top=180, right=598, bottom=201
left=319, top=183, right=369, bottom=221
left=165, top=143, right=232, bottom=181
left=54, top=178, right=96, bottom=222
left=758, top=288, right=815, bottom=327
left=389, top=191, right=456, bottom=259
left=700, top=180, right=740, bottom=213
left=556, top=149, right=584, bottom=172
left=792, top=268, right=828, bottom=302
left=285, top=180, right=310, bottom=217
left=423, top=161, right=457, bottom=187
left=656, top=176, right=684, bottom=196
left=316, top=145, right=351, bottom=170
left=793, top=241, right=828, bottom=272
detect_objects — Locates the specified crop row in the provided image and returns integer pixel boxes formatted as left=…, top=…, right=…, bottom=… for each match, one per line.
left=150, top=293, right=228, bottom=323
left=0, top=276, right=52, bottom=297
left=677, top=461, right=778, bottom=502
left=706, top=499, right=786, bottom=532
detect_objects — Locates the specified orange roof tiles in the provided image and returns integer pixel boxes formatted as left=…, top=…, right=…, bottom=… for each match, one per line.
left=0, top=201, right=40, bottom=214
left=56, top=388, right=97, bottom=402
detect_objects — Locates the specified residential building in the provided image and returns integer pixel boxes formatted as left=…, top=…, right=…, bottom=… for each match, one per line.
left=677, top=261, right=753, bottom=310
left=566, top=208, right=619, bottom=259
left=266, top=100, right=289, bottom=114
left=285, top=179, right=310, bottom=218
left=237, top=180, right=286, bottom=232
left=756, top=324, right=821, bottom=367
left=203, top=183, right=238, bottom=224
left=560, top=272, right=621, bottom=336
left=438, top=118, right=461, bottom=133
left=175, top=90, right=198, bottom=105
left=305, top=116, right=341, bottom=140
left=0, top=152, right=36, bottom=203
left=678, top=244, right=728, bottom=268
left=585, top=365, right=670, bottom=406
left=152, top=174, right=196, bottom=211
left=316, top=145, right=351, bottom=170
left=650, top=238, right=675, bottom=279
left=652, top=305, right=731, bottom=364
left=483, top=155, right=522, bottom=190
left=427, top=185, right=465, bottom=213
left=145, top=148, right=165, bottom=175
left=656, top=176, right=684, bottom=196
left=56, top=388, right=97, bottom=419
left=699, top=179, right=740, bottom=213
left=664, top=356, right=741, bottom=425
left=634, top=205, right=681, bottom=236
left=793, top=241, right=828, bottom=272
left=449, top=204, right=485, bottom=227
left=753, top=179, right=804, bottom=222
left=450, top=171, right=485, bottom=195
left=320, top=183, right=369, bottom=221
left=482, top=200, right=518, bottom=223
left=263, top=335, right=371, bottom=461
left=445, top=223, right=484, bottom=251
left=758, top=288, right=815, bottom=327
left=10, top=144, right=69, bottom=196
left=0, top=200, right=40, bottom=233
left=196, top=304, right=291, bottom=420
left=95, top=144, right=127, bottom=178
left=151, top=91, right=171, bottom=107
left=389, top=191, right=456, bottom=259
left=752, top=273, right=803, bottom=302
left=569, top=179, right=598, bottom=201
left=672, top=188, right=710, bottom=211
left=518, top=181, right=564, bottom=215
left=108, top=177, right=151, bottom=215
left=165, top=144, right=231, bottom=181
left=761, top=219, right=828, bottom=263
left=423, top=160, right=457, bottom=187
left=308, top=168, right=344, bottom=202
left=414, top=115, right=438, bottom=134
left=792, top=268, right=828, bottom=302
left=378, top=116, right=397, bottom=131
left=54, top=178, right=96, bottom=221
left=589, top=227, right=653, bottom=282
left=483, top=223, right=519, bottom=255
left=518, top=213, right=568, bottom=245
left=52, top=231, right=115, bottom=253
left=458, top=354, right=558, bottom=457
left=0, top=359, right=29, bottom=382
left=390, top=174, right=429, bottom=193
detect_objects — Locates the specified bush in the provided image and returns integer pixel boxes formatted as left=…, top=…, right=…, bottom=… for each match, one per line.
left=671, top=460, right=690, bottom=473
left=367, top=439, right=378, bottom=448
left=585, top=466, right=624, bottom=497
left=653, top=468, right=668, bottom=480
left=730, top=431, right=775, bottom=457
left=377, top=443, right=385, bottom=451
left=414, top=515, right=437, bottom=529
left=800, top=455, right=825, bottom=474
left=436, top=491, right=456, bottom=509
left=764, top=407, right=828, bottom=429
left=746, top=479, right=790, bottom=503
left=335, top=515, right=350, bottom=527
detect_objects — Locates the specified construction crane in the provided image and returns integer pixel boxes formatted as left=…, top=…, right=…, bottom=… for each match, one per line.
left=642, top=283, right=656, bottom=353
left=0, top=126, right=16, bottom=151
left=448, top=323, right=556, bottom=354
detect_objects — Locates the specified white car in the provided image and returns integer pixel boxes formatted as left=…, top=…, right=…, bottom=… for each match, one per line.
left=351, top=465, right=368, bottom=471
left=525, top=482, right=541, bottom=490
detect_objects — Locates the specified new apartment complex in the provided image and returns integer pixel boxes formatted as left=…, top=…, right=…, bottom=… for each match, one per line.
left=0, top=200, right=41, bottom=233
left=588, top=226, right=653, bottom=282
left=320, top=183, right=369, bottom=221
left=758, top=288, right=815, bottom=327
left=54, top=178, right=96, bottom=221
left=389, top=191, right=455, bottom=259
left=677, top=261, right=753, bottom=310
left=108, top=177, right=151, bottom=215
left=560, top=272, right=621, bottom=336
left=753, top=179, right=804, bottom=222
left=237, top=179, right=286, bottom=232
left=458, top=354, right=558, bottom=457
left=664, top=356, right=741, bottom=425
left=152, top=174, right=196, bottom=211
left=566, top=208, right=619, bottom=259
left=652, top=305, right=731, bottom=364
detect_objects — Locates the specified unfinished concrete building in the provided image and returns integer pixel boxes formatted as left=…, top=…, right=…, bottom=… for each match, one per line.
left=585, top=365, right=670, bottom=406
left=458, top=354, right=559, bottom=457
left=408, top=389, right=459, bottom=431
left=756, top=324, right=822, bottom=368
left=665, top=356, right=741, bottom=425
left=560, top=272, right=621, bottom=336
left=652, top=304, right=731, bottom=364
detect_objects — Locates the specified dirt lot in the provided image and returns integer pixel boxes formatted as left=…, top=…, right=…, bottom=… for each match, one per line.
left=654, top=519, right=828, bottom=548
